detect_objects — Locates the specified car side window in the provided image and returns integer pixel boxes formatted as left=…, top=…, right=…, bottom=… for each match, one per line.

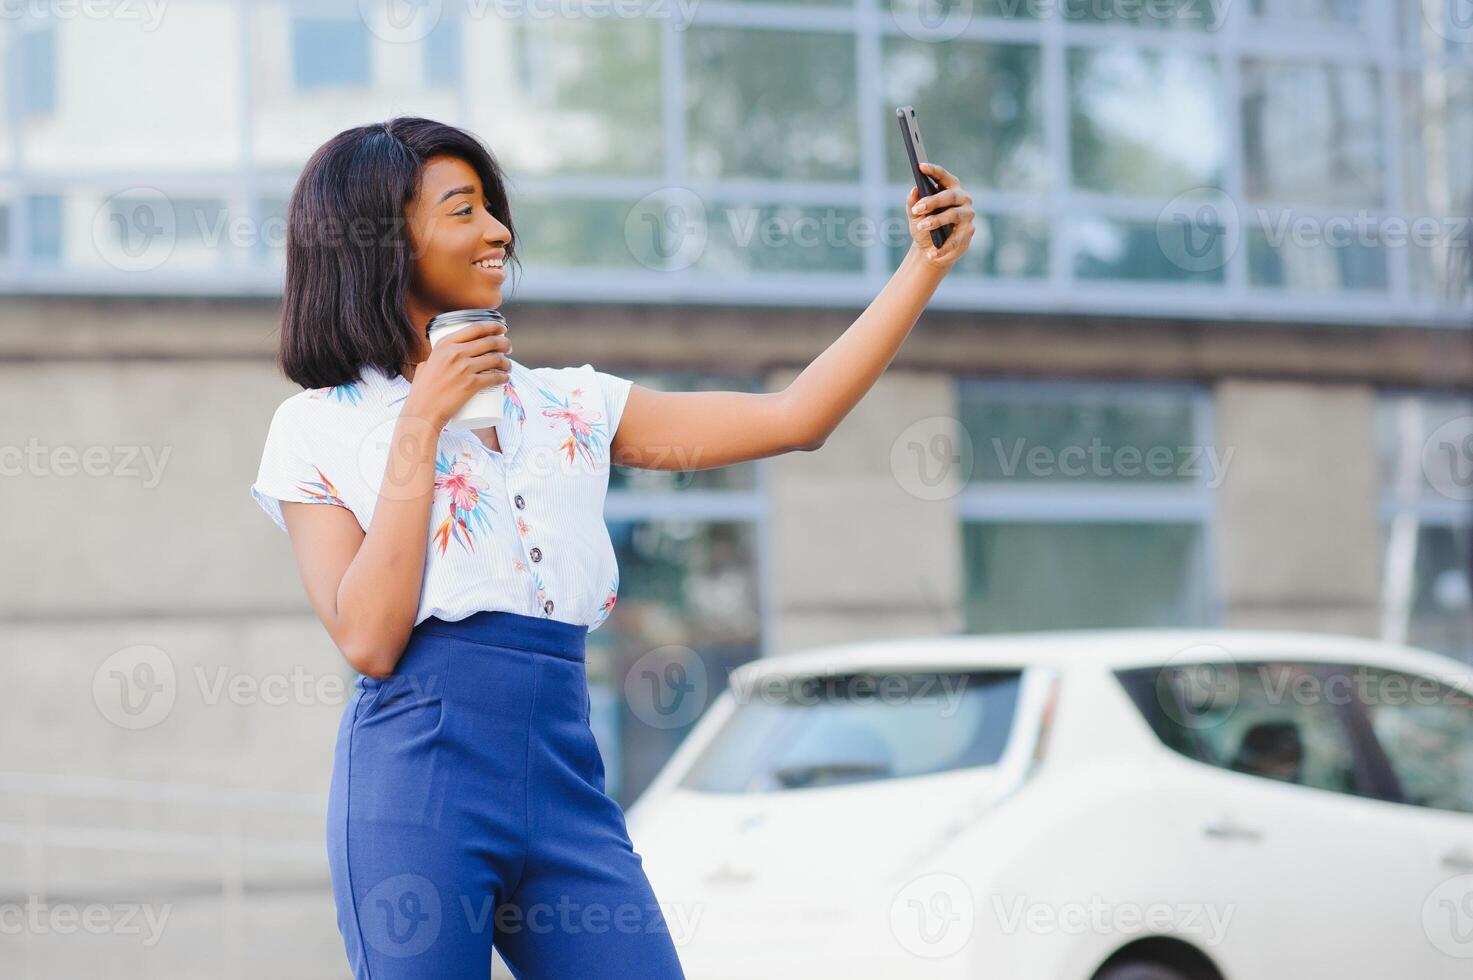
left=1353, top=668, right=1473, bottom=814
left=1119, top=662, right=1360, bottom=796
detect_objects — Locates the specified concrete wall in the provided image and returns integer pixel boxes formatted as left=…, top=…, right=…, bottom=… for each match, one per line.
left=765, top=367, right=965, bottom=655
left=1214, top=380, right=1383, bottom=637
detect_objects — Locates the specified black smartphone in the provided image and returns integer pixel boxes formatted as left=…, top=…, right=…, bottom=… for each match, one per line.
left=896, top=105, right=952, bottom=250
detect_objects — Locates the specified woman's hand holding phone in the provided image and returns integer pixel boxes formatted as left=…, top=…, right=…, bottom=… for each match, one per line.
left=907, top=162, right=976, bottom=272
left=404, top=320, right=513, bottom=430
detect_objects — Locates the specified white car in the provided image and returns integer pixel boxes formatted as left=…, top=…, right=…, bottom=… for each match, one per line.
left=625, top=630, right=1473, bottom=980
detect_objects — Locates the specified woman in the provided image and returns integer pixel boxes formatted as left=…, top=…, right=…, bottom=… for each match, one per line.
left=249, top=116, right=974, bottom=979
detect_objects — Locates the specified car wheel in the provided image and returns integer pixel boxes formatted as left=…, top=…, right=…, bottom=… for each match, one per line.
left=1094, top=963, right=1193, bottom=980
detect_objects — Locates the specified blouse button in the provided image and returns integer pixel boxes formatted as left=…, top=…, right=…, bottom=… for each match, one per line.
left=514, top=494, right=525, bottom=509
left=529, top=547, right=542, bottom=562
left=544, top=599, right=555, bottom=614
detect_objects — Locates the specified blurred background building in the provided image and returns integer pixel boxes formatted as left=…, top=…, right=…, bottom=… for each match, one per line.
left=2, top=0, right=1472, bottom=976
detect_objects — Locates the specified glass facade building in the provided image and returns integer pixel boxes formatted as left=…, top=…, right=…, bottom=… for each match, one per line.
left=3, top=0, right=1471, bottom=322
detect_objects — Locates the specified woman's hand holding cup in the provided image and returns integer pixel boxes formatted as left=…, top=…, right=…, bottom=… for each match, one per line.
left=406, top=320, right=512, bottom=430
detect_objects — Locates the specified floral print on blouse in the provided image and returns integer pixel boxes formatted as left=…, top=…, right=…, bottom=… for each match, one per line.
left=432, top=451, right=495, bottom=556
left=250, top=357, right=634, bottom=632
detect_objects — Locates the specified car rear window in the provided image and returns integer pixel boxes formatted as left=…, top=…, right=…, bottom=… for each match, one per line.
left=678, top=670, right=1022, bottom=793
left=1116, top=661, right=1362, bottom=796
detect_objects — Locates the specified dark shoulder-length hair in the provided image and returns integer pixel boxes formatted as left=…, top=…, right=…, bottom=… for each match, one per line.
left=277, top=116, right=520, bottom=389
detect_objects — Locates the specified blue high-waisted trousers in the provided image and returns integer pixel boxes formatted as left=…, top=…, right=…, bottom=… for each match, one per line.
left=325, top=610, right=687, bottom=979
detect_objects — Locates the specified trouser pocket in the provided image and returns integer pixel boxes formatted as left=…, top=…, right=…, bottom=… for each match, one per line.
left=348, top=675, right=450, bottom=829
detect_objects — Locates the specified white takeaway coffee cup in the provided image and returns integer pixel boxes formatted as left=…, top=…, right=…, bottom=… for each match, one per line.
left=425, top=307, right=506, bottom=429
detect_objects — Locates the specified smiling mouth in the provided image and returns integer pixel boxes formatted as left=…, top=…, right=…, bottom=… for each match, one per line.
left=473, top=256, right=506, bottom=281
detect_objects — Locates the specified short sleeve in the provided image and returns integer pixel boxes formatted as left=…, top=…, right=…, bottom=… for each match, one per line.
left=249, top=399, right=352, bottom=533
left=581, top=363, right=635, bottom=439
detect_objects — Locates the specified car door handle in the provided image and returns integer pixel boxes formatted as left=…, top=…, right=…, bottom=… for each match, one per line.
left=1441, top=849, right=1473, bottom=872
left=1203, top=819, right=1263, bottom=842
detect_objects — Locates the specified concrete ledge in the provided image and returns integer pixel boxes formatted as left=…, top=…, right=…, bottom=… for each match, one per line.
left=2, top=295, right=1471, bottom=386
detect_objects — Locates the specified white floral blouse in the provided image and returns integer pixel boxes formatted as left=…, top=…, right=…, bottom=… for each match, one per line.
left=250, top=358, right=634, bottom=631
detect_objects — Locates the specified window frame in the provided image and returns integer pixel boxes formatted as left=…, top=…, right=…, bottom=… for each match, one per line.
left=1375, top=387, right=1473, bottom=662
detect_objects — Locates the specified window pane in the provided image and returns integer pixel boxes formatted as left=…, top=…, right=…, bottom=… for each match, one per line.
left=1069, top=48, right=1223, bottom=196
left=887, top=0, right=1031, bottom=20
left=1066, top=0, right=1222, bottom=28
left=697, top=202, right=866, bottom=275
left=1356, top=668, right=1473, bottom=812
left=882, top=39, right=1046, bottom=193
left=1071, top=215, right=1228, bottom=283
left=961, top=384, right=1201, bottom=484
left=1400, top=70, right=1473, bottom=218
left=515, top=197, right=647, bottom=269
left=423, top=12, right=460, bottom=89
left=291, top=16, right=370, bottom=89
left=0, top=21, right=10, bottom=171
left=252, top=2, right=457, bottom=170
left=591, top=520, right=762, bottom=805
left=1376, top=394, right=1473, bottom=499
left=29, top=188, right=256, bottom=275
left=962, top=522, right=1210, bottom=631
left=1400, top=0, right=1473, bottom=55
left=473, top=20, right=662, bottom=178
left=1408, top=229, right=1473, bottom=304
left=21, top=8, right=241, bottom=173
left=1252, top=0, right=1362, bottom=25
left=1247, top=220, right=1388, bottom=291
left=889, top=209, right=1049, bottom=278
left=1383, top=524, right=1473, bottom=660
left=18, top=18, right=56, bottom=115
left=1163, top=662, right=1360, bottom=795
left=686, top=28, right=858, bottom=181
left=26, top=193, right=60, bottom=264
left=1241, top=60, right=1384, bottom=207
left=1400, top=69, right=1473, bottom=301
left=259, top=194, right=290, bottom=270
left=679, top=671, right=1022, bottom=793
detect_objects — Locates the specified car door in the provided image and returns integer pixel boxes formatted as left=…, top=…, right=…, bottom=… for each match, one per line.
left=1149, top=660, right=1429, bottom=980
left=1347, top=665, right=1473, bottom=980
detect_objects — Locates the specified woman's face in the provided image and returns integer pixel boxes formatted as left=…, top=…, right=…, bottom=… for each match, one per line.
left=403, top=154, right=511, bottom=344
